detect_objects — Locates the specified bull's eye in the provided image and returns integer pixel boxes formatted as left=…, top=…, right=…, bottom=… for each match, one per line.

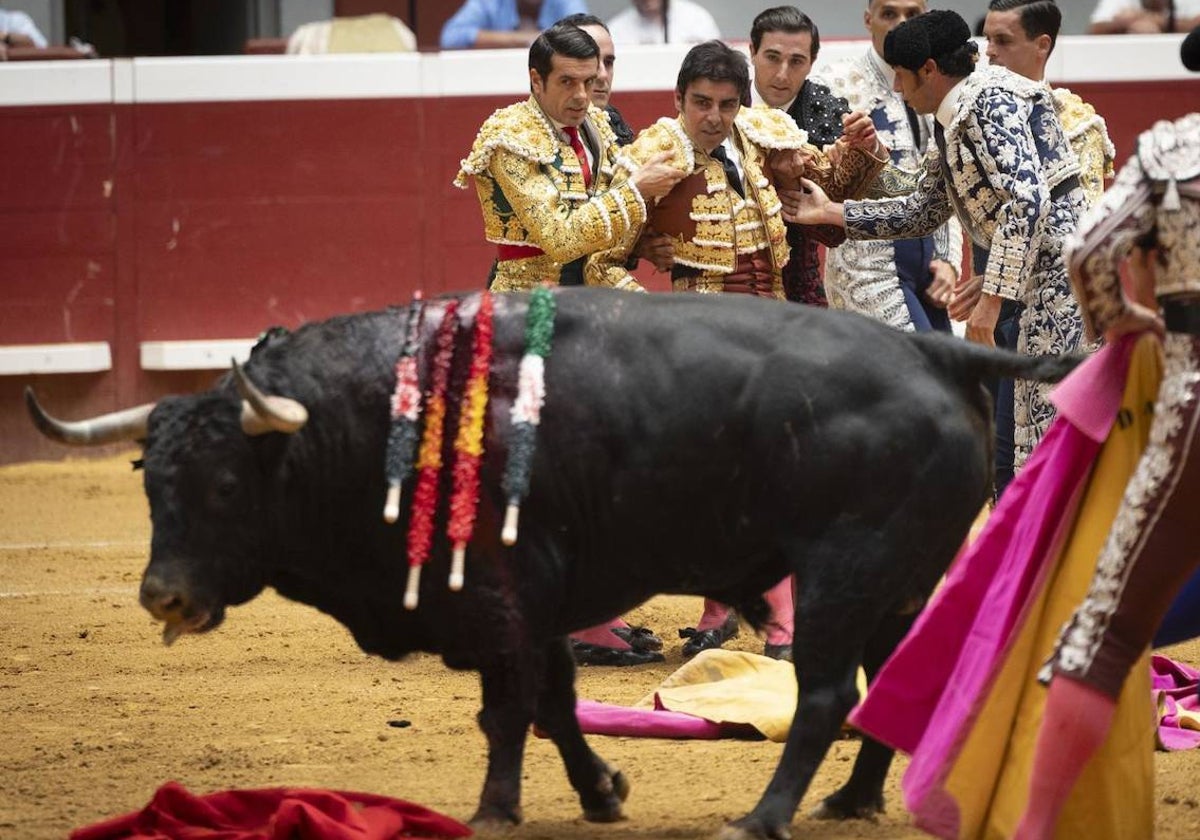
left=208, top=471, right=241, bottom=509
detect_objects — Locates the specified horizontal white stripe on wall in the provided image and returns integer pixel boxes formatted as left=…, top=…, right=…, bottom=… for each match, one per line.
left=0, top=34, right=1191, bottom=108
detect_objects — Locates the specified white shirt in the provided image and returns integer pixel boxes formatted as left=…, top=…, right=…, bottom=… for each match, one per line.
left=0, top=10, right=48, bottom=48
left=750, top=83, right=796, bottom=114
left=935, top=77, right=969, bottom=132
left=1090, top=0, right=1200, bottom=23
left=607, top=0, right=720, bottom=46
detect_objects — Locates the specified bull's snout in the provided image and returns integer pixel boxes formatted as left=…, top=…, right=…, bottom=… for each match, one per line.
left=139, top=572, right=211, bottom=646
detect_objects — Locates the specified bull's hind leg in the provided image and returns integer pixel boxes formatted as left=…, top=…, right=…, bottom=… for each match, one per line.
left=721, top=536, right=899, bottom=840
left=812, top=609, right=918, bottom=820
left=470, top=656, right=539, bottom=831
left=533, top=636, right=629, bottom=822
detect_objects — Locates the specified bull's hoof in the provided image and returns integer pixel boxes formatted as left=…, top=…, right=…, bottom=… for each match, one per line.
left=810, top=789, right=884, bottom=822
left=581, top=767, right=630, bottom=822
left=467, top=806, right=522, bottom=835
left=715, top=815, right=792, bottom=840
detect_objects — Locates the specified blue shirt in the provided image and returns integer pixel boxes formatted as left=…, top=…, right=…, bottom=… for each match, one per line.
left=440, top=0, right=588, bottom=50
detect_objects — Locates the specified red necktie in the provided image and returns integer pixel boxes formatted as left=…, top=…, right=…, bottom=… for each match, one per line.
left=564, top=125, right=592, bottom=189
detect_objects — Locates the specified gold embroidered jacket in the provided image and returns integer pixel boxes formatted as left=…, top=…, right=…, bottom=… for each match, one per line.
left=1053, top=87, right=1115, bottom=208
left=587, top=106, right=886, bottom=296
left=454, top=97, right=647, bottom=292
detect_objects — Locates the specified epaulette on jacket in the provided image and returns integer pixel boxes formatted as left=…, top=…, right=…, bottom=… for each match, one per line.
left=736, top=105, right=809, bottom=151
left=454, top=99, right=618, bottom=189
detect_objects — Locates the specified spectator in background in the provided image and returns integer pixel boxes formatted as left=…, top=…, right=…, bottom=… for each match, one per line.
left=440, top=0, right=587, bottom=50
left=1088, top=0, right=1200, bottom=33
left=607, top=0, right=720, bottom=46
left=0, top=7, right=48, bottom=47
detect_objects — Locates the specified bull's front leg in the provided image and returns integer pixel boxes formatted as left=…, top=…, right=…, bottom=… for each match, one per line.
left=533, top=636, right=629, bottom=822
left=471, top=657, right=539, bottom=831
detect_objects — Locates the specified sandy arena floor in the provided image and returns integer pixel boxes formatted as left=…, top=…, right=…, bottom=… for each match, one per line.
left=3, top=453, right=1200, bottom=839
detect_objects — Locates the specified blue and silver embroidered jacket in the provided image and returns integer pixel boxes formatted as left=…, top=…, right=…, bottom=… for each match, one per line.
left=843, top=65, right=1081, bottom=304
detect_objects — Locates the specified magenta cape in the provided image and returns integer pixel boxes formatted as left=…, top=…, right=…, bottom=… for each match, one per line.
left=847, top=336, right=1141, bottom=834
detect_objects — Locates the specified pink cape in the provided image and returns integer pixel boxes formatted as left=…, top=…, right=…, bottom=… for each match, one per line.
left=69, top=781, right=472, bottom=840
left=847, top=336, right=1141, bottom=833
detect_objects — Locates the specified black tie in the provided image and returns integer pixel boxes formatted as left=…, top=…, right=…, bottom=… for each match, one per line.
left=905, top=104, right=924, bottom=150
left=933, top=121, right=947, bottom=159
left=710, top=145, right=744, bottom=198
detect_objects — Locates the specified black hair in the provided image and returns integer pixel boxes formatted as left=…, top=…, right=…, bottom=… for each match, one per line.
left=529, top=21, right=599, bottom=82
left=750, top=6, right=820, bottom=59
left=675, top=40, right=751, bottom=102
left=987, top=0, right=1062, bottom=53
left=557, top=13, right=609, bottom=33
left=884, top=10, right=978, bottom=78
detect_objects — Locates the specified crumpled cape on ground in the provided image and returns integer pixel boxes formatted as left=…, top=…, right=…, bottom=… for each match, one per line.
left=571, top=649, right=866, bottom=743
left=69, top=781, right=472, bottom=840
left=1154, top=654, right=1200, bottom=751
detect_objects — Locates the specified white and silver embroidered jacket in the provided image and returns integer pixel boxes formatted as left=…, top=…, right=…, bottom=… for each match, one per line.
left=814, top=49, right=962, bottom=331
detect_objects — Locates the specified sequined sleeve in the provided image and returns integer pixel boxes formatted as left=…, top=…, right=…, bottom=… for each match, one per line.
left=1072, top=121, right=1117, bottom=208
left=811, top=143, right=889, bottom=202
left=1064, top=155, right=1156, bottom=340
left=971, top=91, right=1056, bottom=301
left=489, top=147, right=647, bottom=266
left=933, top=215, right=964, bottom=274
left=843, top=149, right=955, bottom=242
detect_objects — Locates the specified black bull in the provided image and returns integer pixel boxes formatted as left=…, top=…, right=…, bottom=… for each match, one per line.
left=26, top=289, right=1077, bottom=840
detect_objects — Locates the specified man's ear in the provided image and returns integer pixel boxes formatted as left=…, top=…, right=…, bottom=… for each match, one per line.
left=1036, top=33, right=1053, bottom=59
left=529, top=67, right=542, bottom=95
left=922, top=57, right=938, bottom=77
left=674, top=88, right=684, bottom=114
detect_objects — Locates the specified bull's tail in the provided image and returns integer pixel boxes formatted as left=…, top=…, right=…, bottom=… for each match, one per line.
left=912, top=330, right=1085, bottom=385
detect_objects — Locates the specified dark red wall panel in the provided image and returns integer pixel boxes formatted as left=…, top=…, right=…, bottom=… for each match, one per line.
left=3, top=76, right=1198, bottom=463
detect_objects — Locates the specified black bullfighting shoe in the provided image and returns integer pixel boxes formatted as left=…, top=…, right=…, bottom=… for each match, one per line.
left=571, top=639, right=665, bottom=666
left=611, top=625, right=663, bottom=653
left=679, top=613, right=740, bottom=658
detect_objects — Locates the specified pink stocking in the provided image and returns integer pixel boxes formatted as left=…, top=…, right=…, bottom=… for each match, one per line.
left=763, top=576, right=795, bottom=645
left=1014, top=676, right=1117, bottom=839
left=696, top=598, right=731, bottom=632
left=569, top=618, right=632, bottom=649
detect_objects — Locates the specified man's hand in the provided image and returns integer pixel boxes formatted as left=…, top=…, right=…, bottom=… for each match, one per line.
left=1104, top=301, right=1165, bottom=343
left=632, top=230, right=674, bottom=273
left=965, top=292, right=1003, bottom=346
left=949, top=273, right=983, bottom=322
left=841, top=111, right=878, bottom=153
left=630, top=151, right=686, bottom=200
left=779, top=179, right=843, bottom=227
left=925, top=259, right=956, bottom=309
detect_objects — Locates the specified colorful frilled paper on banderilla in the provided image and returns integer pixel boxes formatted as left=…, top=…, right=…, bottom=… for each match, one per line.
left=500, top=286, right=555, bottom=546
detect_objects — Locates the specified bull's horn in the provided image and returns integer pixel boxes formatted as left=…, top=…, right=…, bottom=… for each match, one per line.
left=232, top=359, right=308, bottom=435
left=24, top=387, right=153, bottom=446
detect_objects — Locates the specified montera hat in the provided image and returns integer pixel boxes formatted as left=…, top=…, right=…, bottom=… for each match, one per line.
left=884, top=9, right=973, bottom=71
